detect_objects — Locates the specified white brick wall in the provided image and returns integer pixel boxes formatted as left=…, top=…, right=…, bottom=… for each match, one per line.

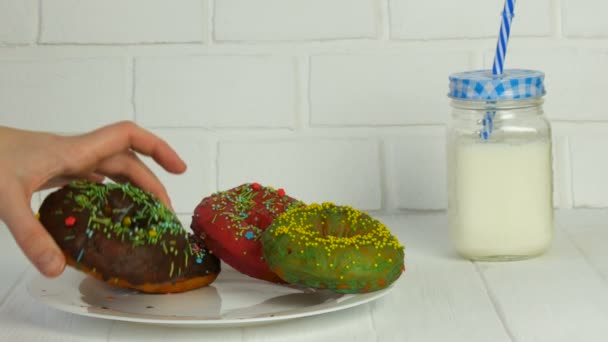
left=0, top=0, right=37, bottom=44
left=218, top=138, right=382, bottom=210
left=1, top=0, right=608, bottom=213
left=566, top=125, right=608, bottom=208
left=135, top=55, right=296, bottom=128
left=40, top=0, right=206, bottom=44
left=552, top=135, right=573, bottom=209
left=386, top=132, right=447, bottom=210
left=310, top=52, right=471, bottom=126
left=570, top=135, right=607, bottom=208
left=562, top=0, right=608, bottom=38
left=0, top=58, right=129, bottom=132
left=214, top=0, right=377, bottom=41
left=390, top=0, right=552, bottom=40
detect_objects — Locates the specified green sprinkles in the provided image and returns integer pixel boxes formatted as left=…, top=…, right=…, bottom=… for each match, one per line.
left=57, top=181, right=210, bottom=278
left=201, top=183, right=304, bottom=241
left=64, top=181, right=185, bottom=247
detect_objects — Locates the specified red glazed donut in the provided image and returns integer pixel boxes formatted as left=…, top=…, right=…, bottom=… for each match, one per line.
left=191, top=183, right=304, bottom=282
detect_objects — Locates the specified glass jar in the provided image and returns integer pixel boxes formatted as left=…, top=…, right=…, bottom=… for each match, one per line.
left=446, top=69, right=554, bottom=261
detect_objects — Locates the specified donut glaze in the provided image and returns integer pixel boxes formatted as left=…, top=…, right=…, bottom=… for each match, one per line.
left=38, top=181, right=220, bottom=294
left=261, top=203, right=405, bottom=293
left=192, top=183, right=304, bottom=283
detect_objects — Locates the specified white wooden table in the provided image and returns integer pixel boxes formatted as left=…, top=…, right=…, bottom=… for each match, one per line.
left=2, top=210, right=608, bottom=342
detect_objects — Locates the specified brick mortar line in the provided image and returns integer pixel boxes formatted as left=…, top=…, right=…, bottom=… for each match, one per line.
left=207, top=0, right=215, bottom=45
left=4, top=38, right=608, bottom=51
left=382, top=0, right=392, bottom=40
left=553, top=0, right=564, bottom=38
left=36, top=0, right=42, bottom=43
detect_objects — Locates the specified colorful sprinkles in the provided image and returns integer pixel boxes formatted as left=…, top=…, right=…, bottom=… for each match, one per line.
left=192, top=182, right=305, bottom=282
left=60, top=181, right=184, bottom=247
left=268, top=203, right=403, bottom=253
left=52, top=181, right=211, bottom=279
left=198, top=183, right=303, bottom=241
left=262, top=202, right=405, bottom=293
left=64, top=216, right=76, bottom=227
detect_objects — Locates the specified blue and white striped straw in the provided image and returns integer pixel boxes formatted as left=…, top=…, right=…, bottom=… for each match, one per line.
left=482, top=0, right=516, bottom=140
left=492, top=0, right=516, bottom=75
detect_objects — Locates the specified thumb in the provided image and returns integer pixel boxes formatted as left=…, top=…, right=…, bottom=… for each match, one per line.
left=1, top=193, right=65, bottom=277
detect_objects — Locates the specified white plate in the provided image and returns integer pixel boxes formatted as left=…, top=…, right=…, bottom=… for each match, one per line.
left=28, top=266, right=394, bottom=328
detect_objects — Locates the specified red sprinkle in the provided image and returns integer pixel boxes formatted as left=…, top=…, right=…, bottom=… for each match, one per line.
left=64, top=216, right=76, bottom=227
left=251, top=183, right=262, bottom=190
left=277, top=188, right=286, bottom=197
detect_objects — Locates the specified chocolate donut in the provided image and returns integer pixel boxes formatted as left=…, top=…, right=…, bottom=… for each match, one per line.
left=261, top=203, right=405, bottom=293
left=38, top=181, right=220, bottom=294
left=191, top=183, right=304, bottom=283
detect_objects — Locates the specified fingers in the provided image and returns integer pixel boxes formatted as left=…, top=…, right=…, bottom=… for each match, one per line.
left=95, top=151, right=173, bottom=209
left=48, top=121, right=180, bottom=209
left=38, top=173, right=106, bottom=191
left=85, top=173, right=106, bottom=184
left=0, top=192, right=65, bottom=277
left=82, top=121, right=187, bottom=175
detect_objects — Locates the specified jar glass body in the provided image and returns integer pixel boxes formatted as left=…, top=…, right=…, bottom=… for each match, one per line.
left=447, top=98, right=554, bottom=261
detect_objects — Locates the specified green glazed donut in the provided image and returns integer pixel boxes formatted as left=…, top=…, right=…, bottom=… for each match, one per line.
left=261, top=203, right=405, bottom=294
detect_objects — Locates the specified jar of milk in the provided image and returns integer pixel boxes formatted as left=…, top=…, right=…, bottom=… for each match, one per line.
left=446, top=69, right=553, bottom=261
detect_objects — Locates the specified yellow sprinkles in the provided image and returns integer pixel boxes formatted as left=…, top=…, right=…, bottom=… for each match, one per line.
left=269, top=202, right=404, bottom=254
left=262, top=202, right=406, bottom=294
left=122, top=216, right=132, bottom=227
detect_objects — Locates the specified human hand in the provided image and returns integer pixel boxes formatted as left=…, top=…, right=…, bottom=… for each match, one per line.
left=0, top=121, right=186, bottom=278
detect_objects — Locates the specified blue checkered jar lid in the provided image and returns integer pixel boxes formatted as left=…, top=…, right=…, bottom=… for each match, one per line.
left=448, top=69, right=546, bottom=101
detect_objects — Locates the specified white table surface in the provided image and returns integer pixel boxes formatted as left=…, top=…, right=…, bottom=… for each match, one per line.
left=2, top=210, right=608, bottom=342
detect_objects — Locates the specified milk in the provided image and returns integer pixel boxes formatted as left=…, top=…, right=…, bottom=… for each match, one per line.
left=448, top=139, right=553, bottom=260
